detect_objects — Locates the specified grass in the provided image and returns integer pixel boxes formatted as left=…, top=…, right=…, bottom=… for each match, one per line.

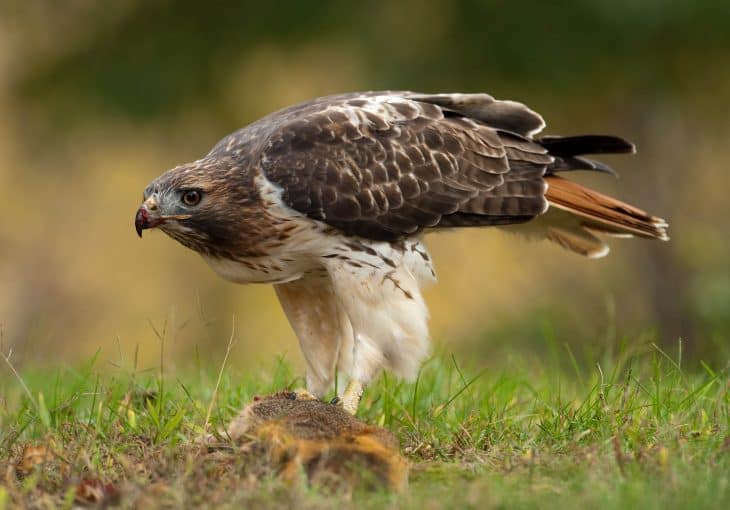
left=0, top=340, right=728, bottom=509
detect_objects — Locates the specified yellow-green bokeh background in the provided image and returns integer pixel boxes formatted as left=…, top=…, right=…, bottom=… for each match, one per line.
left=1, top=1, right=728, bottom=374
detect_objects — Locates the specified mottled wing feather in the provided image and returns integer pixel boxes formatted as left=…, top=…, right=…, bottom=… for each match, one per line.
left=404, top=93, right=546, bottom=137
left=457, top=130, right=551, bottom=217
left=260, top=94, right=552, bottom=241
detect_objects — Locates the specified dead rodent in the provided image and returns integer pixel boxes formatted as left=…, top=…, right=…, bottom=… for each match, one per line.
left=224, top=391, right=408, bottom=492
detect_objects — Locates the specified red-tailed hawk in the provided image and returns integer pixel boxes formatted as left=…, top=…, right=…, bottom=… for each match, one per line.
left=135, top=92, right=668, bottom=413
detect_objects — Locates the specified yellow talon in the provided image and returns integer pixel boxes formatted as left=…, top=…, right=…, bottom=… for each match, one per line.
left=339, top=380, right=364, bottom=415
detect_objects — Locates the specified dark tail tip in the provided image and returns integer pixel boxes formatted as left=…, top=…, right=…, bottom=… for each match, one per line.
left=539, top=135, right=636, bottom=157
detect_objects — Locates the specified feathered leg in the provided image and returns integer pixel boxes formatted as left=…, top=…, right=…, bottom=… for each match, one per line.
left=274, top=274, right=353, bottom=397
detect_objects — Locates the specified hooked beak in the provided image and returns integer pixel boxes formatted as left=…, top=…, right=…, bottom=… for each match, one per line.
left=135, top=197, right=162, bottom=238
left=135, top=196, right=192, bottom=238
left=135, top=207, right=151, bottom=237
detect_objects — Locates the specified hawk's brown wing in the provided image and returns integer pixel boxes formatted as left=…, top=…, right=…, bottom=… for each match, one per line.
left=259, top=93, right=553, bottom=241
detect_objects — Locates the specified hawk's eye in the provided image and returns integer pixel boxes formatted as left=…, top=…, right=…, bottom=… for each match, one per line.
left=181, top=190, right=202, bottom=206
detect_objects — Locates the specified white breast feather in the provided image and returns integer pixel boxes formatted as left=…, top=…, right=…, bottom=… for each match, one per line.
left=323, top=239, right=435, bottom=383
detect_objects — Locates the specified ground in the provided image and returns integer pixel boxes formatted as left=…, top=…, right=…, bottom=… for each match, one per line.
left=0, top=341, right=728, bottom=509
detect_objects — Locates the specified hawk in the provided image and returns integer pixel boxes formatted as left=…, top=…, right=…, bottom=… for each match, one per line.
left=135, top=92, right=668, bottom=413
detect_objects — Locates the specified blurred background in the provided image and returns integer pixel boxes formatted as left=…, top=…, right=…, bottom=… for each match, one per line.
left=0, top=0, right=728, bottom=375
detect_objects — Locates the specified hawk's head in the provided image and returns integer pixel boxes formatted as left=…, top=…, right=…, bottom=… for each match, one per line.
left=135, top=157, right=254, bottom=257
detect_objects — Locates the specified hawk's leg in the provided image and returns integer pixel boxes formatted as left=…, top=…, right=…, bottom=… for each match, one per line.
left=274, top=276, right=353, bottom=398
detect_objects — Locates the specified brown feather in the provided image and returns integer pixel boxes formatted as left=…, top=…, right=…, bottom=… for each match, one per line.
left=544, top=227, right=609, bottom=259
left=544, top=175, right=669, bottom=242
